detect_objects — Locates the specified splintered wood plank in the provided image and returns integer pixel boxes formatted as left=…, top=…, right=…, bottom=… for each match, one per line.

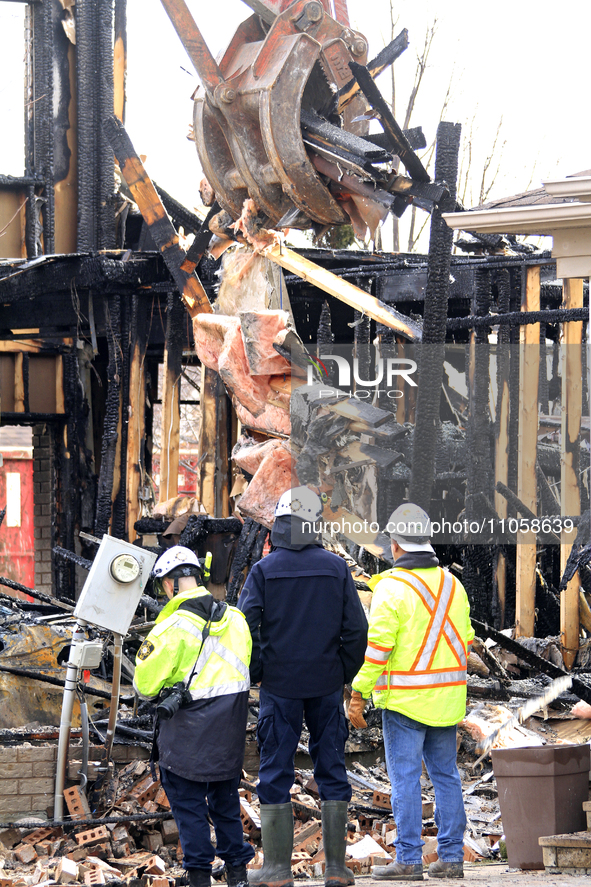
left=159, top=356, right=180, bottom=505
left=104, top=114, right=211, bottom=317
left=198, top=368, right=230, bottom=517
left=515, top=266, right=540, bottom=638
left=127, top=339, right=147, bottom=541
left=55, top=356, right=65, bottom=414
left=263, top=243, right=421, bottom=340
left=560, top=278, right=583, bottom=669
left=13, top=352, right=24, bottom=412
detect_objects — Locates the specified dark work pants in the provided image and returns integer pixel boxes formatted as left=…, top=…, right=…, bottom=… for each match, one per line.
left=256, top=687, right=352, bottom=805
left=160, top=769, right=255, bottom=871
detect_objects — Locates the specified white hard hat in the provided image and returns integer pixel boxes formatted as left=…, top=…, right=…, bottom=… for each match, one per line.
left=152, top=545, right=202, bottom=579
left=387, top=503, right=434, bottom=553
left=275, top=486, right=323, bottom=521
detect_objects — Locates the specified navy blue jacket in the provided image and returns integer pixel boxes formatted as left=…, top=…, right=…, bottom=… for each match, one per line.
left=238, top=545, right=368, bottom=698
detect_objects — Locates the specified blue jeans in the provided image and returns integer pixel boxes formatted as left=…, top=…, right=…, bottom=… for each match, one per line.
left=382, top=709, right=466, bottom=865
left=257, top=688, right=351, bottom=805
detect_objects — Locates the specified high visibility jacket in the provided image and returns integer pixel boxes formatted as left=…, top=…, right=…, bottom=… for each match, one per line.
left=134, top=587, right=252, bottom=782
left=352, top=567, right=474, bottom=727
left=134, top=587, right=251, bottom=701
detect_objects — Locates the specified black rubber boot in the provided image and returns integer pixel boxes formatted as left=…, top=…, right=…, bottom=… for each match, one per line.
left=321, top=800, right=354, bottom=887
left=248, top=802, right=294, bottom=887
left=188, top=870, right=212, bottom=887
left=226, top=864, right=248, bottom=887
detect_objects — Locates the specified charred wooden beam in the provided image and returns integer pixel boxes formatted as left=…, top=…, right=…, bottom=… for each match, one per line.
left=337, top=29, right=409, bottom=112
left=112, top=294, right=132, bottom=538
left=0, top=254, right=168, bottom=303
left=516, top=266, right=540, bottom=637
left=0, top=575, right=73, bottom=611
left=471, top=617, right=591, bottom=706
left=494, top=269, right=511, bottom=628
left=348, top=61, right=430, bottom=183
left=447, top=307, right=588, bottom=331
left=226, top=518, right=258, bottom=606
left=409, top=122, right=461, bottom=510
left=53, top=546, right=93, bottom=571
left=94, top=295, right=122, bottom=536
left=0, top=665, right=132, bottom=703
left=104, top=114, right=212, bottom=316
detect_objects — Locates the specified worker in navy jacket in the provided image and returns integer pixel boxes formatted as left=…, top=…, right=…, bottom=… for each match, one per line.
left=239, top=487, right=368, bottom=887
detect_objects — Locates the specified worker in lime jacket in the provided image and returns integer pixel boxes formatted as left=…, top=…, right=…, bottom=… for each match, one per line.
left=348, top=504, right=474, bottom=881
left=134, top=546, right=254, bottom=887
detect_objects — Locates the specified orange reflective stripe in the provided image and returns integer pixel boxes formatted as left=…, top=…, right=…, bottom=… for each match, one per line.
left=369, top=641, right=393, bottom=652
left=365, top=644, right=390, bottom=664
left=375, top=672, right=389, bottom=689
left=425, top=571, right=455, bottom=670
left=392, top=568, right=467, bottom=672
left=413, top=569, right=446, bottom=671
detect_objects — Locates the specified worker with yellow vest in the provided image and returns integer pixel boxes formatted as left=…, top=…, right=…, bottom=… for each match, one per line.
left=348, top=504, right=474, bottom=881
left=134, top=546, right=254, bottom=887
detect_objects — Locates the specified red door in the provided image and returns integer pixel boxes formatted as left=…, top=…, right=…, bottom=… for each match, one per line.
left=0, top=450, right=35, bottom=592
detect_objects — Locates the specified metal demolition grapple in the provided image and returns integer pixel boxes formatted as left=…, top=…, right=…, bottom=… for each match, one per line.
left=160, top=0, right=446, bottom=237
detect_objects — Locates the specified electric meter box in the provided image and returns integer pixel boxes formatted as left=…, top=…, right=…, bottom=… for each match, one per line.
left=74, top=535, right=157, bottom=635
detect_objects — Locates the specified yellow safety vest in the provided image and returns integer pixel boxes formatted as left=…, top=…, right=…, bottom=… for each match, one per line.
left=352, top=567, right=474, bottom=727
left=134, top=588, right=252, bottom=702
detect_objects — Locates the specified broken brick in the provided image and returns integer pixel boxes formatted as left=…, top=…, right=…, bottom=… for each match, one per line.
left=144, top=856, right=166, bottom=876
left=84, top=869, right=105, bottom=886
left=55, top=856, right=79, bottom=884
left=372, top=790, right=391, bottom=810
left=14, top=843, right=37, bottom=865
left=160, top=820, right=179, bottom=845
left=112, top=841, right=132, bottom=859
left=64, top=785, right=91, bottom=820
left=304, top=776, right=319, bottom=797
left=143, top=800, right=159, bottom=814
left=149, top=880, right=170, bottom=887
left=142, top=832, right=163, bottom=853
left=22, top=827, right=61, bottom=845
left=67, top=847, right=89, bottom=862
left=154, top=788, right=170, bottom=809
left=111, top=825, right=131, bottom=844
left=74, top=827, right=109, bottom=847
left=135, top=781, right=161, bottom=806
left=239, top=798, right=261, bottom=837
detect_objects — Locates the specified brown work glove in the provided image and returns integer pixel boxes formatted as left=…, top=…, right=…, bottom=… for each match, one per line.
left=348, top=690, right=368, bottom=729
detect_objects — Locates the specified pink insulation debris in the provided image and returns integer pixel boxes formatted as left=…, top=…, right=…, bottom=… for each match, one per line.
left=193, top=312, right=291, bottom=433
left=193, top=315, right=240, bottom=373
left=232, top=436, right=282, bottom=476
left=240, top=311, right=291, bottom=376
left=233, top=399, right=291, bottom=437
left=237, top=442, right=296, bottom=528
left=218, top=322, right=272, bottom=417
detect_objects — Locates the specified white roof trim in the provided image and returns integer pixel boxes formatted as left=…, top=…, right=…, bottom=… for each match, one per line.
left=442, top=201, right=591, bottom=236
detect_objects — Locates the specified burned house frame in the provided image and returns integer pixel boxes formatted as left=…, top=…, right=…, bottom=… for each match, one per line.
left=0, top=0, right=589, bottom=674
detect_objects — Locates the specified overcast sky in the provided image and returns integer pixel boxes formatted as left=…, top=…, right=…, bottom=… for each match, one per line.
left=1, top=0, right=590, bottom=248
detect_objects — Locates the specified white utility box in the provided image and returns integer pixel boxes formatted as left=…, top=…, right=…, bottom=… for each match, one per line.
left=74, top=535, right=157, bottom=635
